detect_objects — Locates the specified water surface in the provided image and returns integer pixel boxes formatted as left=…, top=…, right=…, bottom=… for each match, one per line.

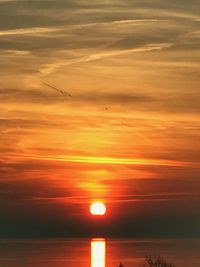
left=0, top=238, right=199, bottom=267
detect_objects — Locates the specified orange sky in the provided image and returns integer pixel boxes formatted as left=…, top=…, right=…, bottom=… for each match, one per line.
left=0, top=0, right=200, bottom=237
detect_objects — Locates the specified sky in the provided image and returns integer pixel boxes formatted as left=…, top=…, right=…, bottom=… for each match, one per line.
left=0, top=0, right=200, bottom=237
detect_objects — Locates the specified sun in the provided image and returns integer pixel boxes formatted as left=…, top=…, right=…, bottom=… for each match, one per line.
left=90, top=202, right=106, bottom=216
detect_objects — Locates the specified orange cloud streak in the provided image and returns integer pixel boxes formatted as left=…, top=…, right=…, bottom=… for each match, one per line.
left=5, top=153, right=199, bottom=168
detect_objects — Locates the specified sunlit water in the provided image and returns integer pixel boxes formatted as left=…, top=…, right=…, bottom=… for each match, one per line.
left=0, top=238, right=199, bottom=267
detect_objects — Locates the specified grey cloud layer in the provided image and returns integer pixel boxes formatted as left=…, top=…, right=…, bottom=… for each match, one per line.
left=0, top=0, right=199, bottom=85
left=0, top=1, right=199, bottom=96
left=1, top=87, right=200, bottom=114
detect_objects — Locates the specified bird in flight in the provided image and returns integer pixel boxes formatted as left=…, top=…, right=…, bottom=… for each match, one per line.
left=42, top=81, right=72, bottom=97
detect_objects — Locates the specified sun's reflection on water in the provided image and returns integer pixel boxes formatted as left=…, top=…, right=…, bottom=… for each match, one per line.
left=91, top=239, right=106, bottom=267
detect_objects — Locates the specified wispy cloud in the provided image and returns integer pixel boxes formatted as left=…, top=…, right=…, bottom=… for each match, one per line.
left=0, top=27, right=59, bottom=36
left=1, top=49, right=32, bottom=55
left=31, top=192, right=200, bottom=204
left=4, top=153, right=199, bottom=168
left=40, top=42, right=173, bottom=76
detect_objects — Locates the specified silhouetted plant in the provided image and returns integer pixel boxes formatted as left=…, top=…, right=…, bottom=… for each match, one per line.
left=143, top=256, right=174, bottom=267
left=118, top=256, right=174, bottom=267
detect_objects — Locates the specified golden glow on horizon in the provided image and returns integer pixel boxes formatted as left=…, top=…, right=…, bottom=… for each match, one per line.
left=91, top=239, right=106, bottom=267
left=90, top=202, right=106, bottom=216
left=6, top=153, right=197, bottom=168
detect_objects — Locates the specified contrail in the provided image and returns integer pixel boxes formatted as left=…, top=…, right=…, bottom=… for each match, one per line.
left=42, top=81, right=72, bottom=97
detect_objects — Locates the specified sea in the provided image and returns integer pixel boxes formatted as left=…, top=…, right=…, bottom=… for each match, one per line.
left=0, top=238, right=199, bottom=267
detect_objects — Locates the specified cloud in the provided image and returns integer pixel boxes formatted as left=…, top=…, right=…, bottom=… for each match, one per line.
left=39, top=42, right=173, bottom=76
left=0, top=27, right=60, bottom=36
left=0, top=0, right=198, bottom=84
left=0, top=87, right=153, bottom=105
left=1, top=87, right=200, bottom=114
left=4, top=153, right=199, bottom=168
left=0, top=179, right=70, bottom=201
